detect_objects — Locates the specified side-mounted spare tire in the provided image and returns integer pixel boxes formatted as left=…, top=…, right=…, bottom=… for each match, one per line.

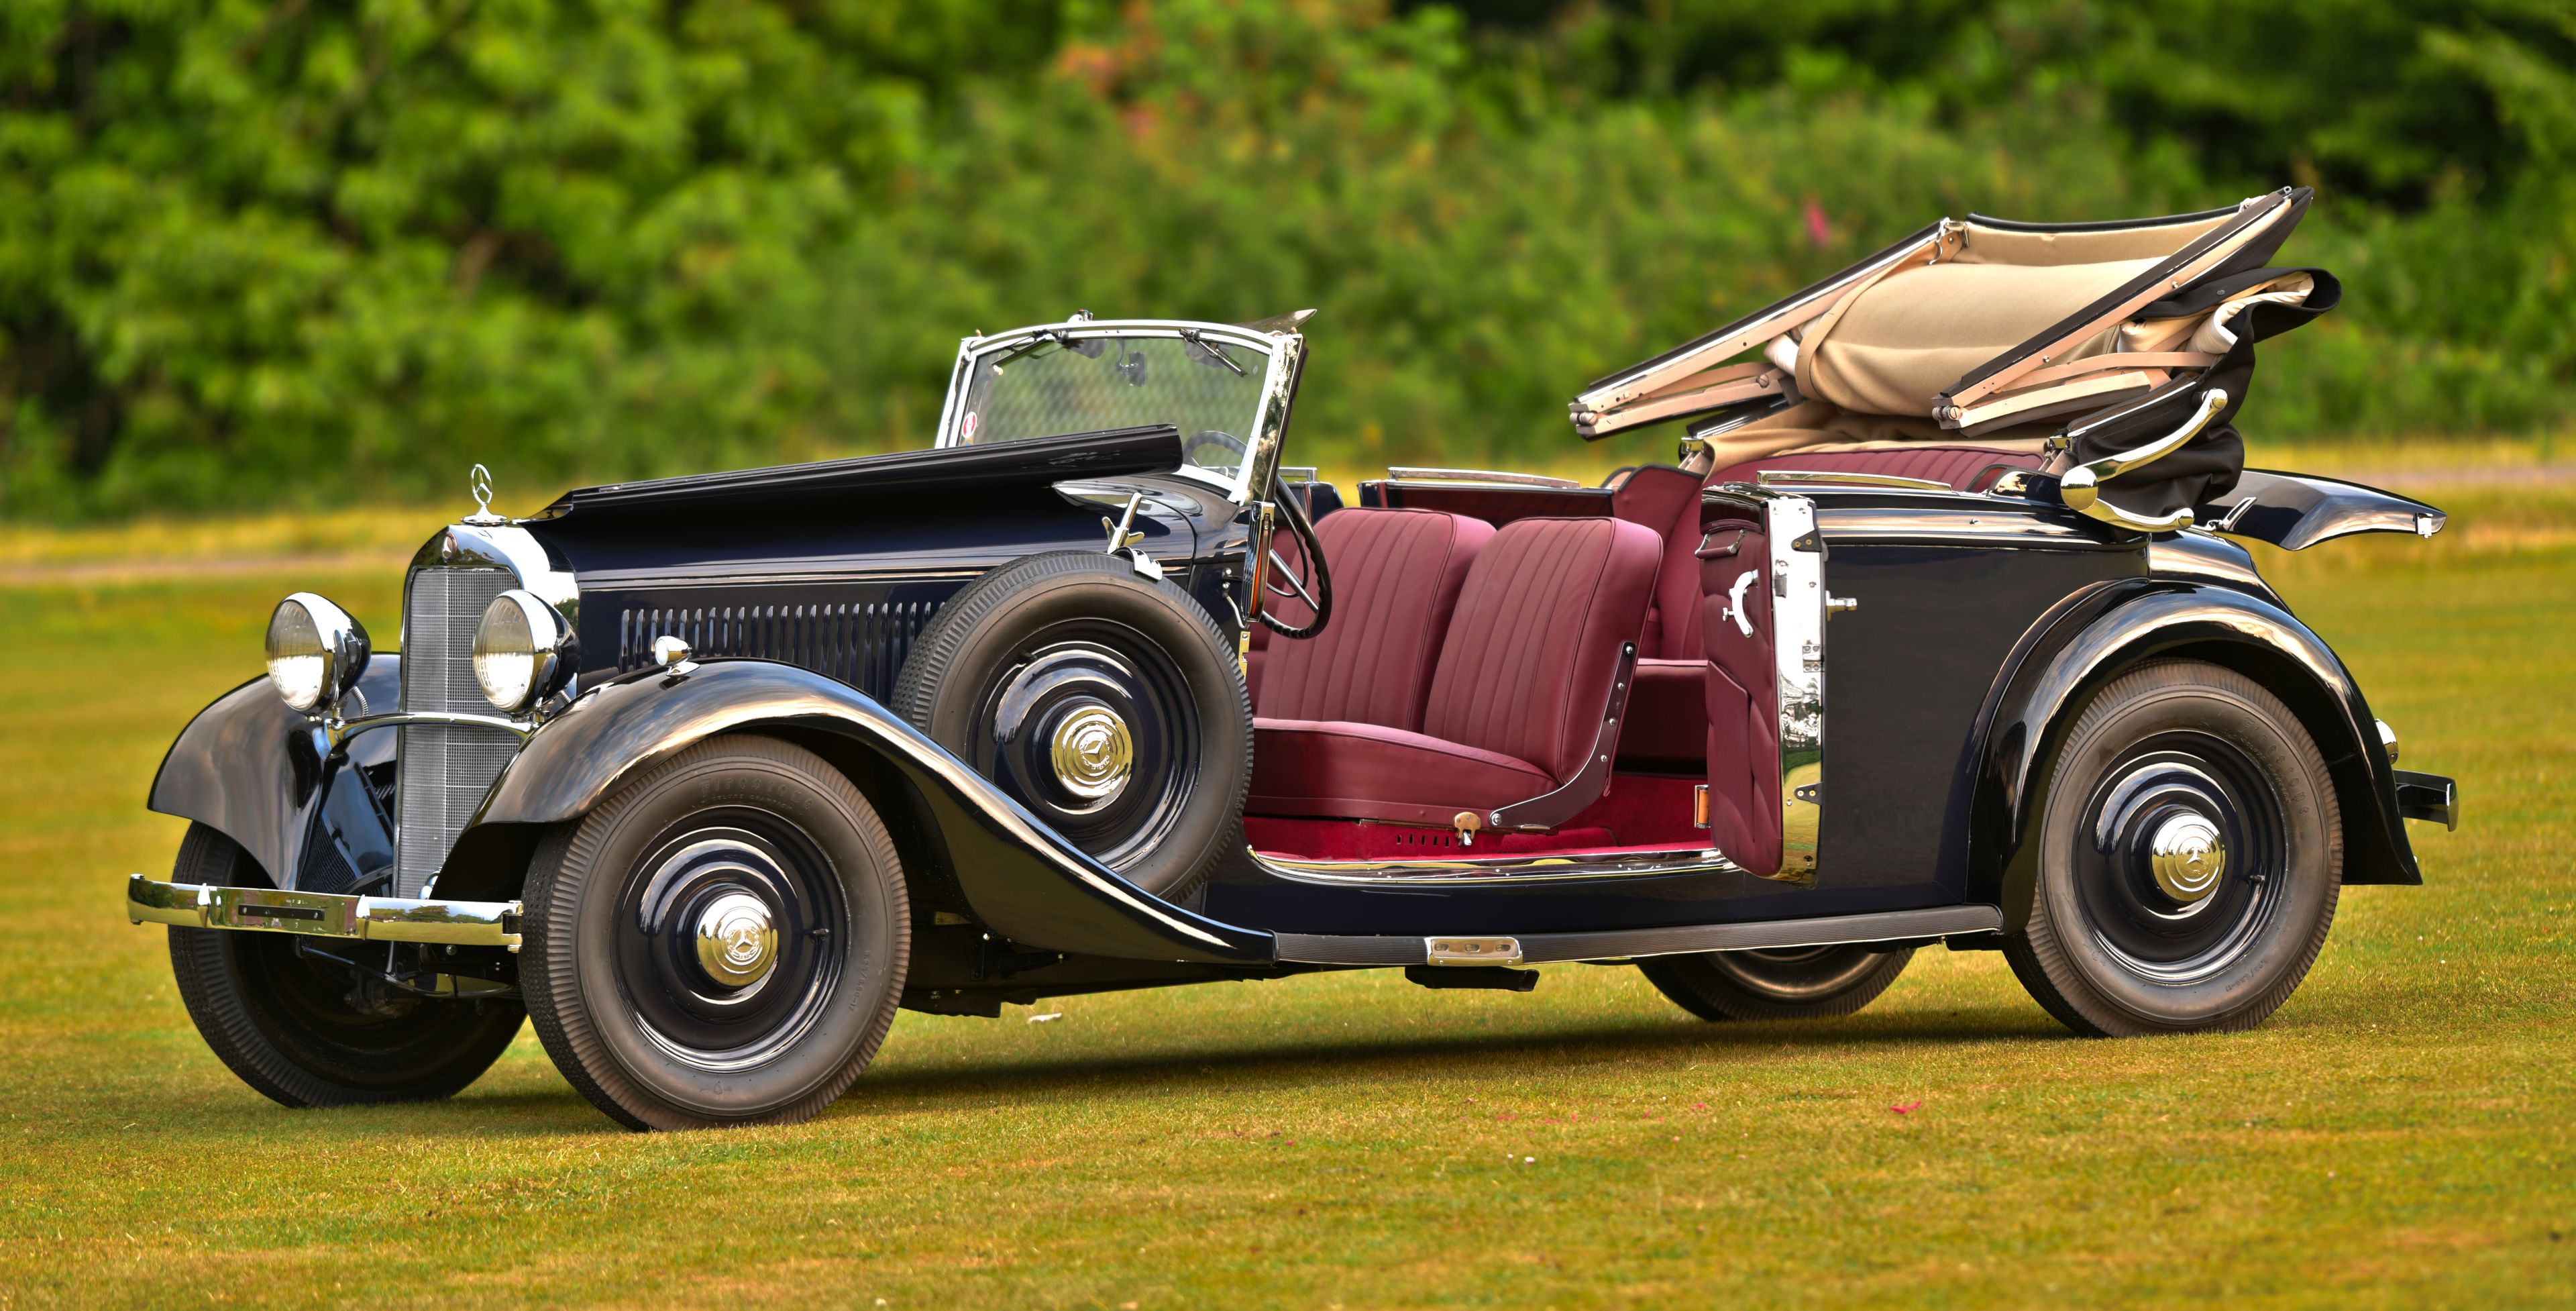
left=892, top=551, right=1253, bottom=901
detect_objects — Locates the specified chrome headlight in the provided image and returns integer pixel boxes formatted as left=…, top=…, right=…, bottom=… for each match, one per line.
left=265, top=593, right=370, bottom=713
left=472, top=590, right=573, bottom=713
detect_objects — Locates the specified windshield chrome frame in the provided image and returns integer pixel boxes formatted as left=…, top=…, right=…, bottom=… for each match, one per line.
left=933, top=318, right=1304, bottom=505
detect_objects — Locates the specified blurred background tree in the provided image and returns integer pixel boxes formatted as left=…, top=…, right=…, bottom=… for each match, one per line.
left=1, top=0, right=2568, bottom=516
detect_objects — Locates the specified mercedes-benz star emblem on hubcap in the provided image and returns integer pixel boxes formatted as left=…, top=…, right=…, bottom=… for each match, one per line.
left=694, top=892, right=778, bottom=987
left=1049, top=703, right=1134, bottom=803
left=2148, top=813, right=2228, bottom=904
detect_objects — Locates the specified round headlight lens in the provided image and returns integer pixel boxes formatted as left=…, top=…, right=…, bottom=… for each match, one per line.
left=472, top=590, right=568, bottom=712
left=265, top=593, right=368, bottom=713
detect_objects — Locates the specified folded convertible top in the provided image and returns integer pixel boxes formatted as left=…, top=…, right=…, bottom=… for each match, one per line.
left=1570, top=187, right=2339, bottom=518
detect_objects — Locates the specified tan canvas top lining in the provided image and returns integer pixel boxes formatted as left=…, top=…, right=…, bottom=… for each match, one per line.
left=1795, top=258, right=2166, bottom=417
left=1952, top=212, right=2233, bottom=266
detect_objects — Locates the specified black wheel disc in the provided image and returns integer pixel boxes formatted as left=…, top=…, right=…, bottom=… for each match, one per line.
left=611, top=810, right=847, bottom=1072
left=963, top=621, right=1203, bottom=869
left=2068, top=734, right=2285, bottom=986
left=889, top=550, right=1252, bottom=899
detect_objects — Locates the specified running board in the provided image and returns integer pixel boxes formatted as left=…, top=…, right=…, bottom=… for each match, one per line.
left=1272, top=905, right=2002, bottom=967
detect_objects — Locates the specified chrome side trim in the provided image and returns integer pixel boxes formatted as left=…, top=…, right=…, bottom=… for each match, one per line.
left=1250, top=846, right=1739, bottom=886
left=1385, top=467, right=1584, bottom=489
left=126, top=874, right=523, bottom=951
left=1766, top=492, right=1828, bottom=878
left=1757, top=469, right=1953, bottom=492
left=1274, top=905, right=2004, bottom=966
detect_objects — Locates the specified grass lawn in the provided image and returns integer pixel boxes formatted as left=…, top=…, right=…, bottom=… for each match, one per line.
left=0, top=473, right=2569, bottom=1308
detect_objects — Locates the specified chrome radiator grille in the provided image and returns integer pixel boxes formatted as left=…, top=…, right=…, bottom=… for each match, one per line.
left=396, top=566, right=519, bottom=896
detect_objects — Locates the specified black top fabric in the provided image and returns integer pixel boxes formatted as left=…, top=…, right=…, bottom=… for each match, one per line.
left=2070, top=264, right=2345, bottom=519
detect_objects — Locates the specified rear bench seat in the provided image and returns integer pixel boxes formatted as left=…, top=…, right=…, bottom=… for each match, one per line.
left=1250, top=512, right=1661, bottom=828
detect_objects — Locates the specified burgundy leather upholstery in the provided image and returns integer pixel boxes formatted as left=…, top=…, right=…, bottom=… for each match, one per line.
left=1244, top=719, right=1556, bottom=827
left=1706, top=445, right=2045, bottom=494
left=1618, top=659, right=1710, bottom=769
left=1249, top=515, right=1663, bottom=826
left=1611, top=466, right=1702, bottom=533
left=1617, top=500, right=1756, bottom=769
left=1257, top=508, right=1494, bottom=731
left=1420, top=517, right=1663, bottom=783
left=1700, top=512, right=1781, bottom=876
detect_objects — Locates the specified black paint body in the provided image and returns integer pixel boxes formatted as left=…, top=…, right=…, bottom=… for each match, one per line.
left=147, top=434, right=2435, bottom=1002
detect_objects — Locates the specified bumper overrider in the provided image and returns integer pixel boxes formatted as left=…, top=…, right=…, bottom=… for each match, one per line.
left=126, top=874, right=523, bottom=951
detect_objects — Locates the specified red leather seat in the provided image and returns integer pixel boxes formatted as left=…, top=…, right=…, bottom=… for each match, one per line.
left=1250, top=515, right=1663, bottom=827
left=1256, top=507, right=1494, bottom=730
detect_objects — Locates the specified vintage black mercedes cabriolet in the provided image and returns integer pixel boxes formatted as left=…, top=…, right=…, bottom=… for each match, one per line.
left=129, top=188, right=2459, bottom=1129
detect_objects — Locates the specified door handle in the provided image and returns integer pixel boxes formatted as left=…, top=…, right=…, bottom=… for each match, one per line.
left=1725, top=569, right=1758, bottom=637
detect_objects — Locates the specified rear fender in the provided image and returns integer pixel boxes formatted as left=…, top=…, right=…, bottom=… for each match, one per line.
left=450, top=658, right=1273, bottom=965
left=1971, top=584, right=2420, bottom=927
left=2193, top=470, right=2444, bottom=550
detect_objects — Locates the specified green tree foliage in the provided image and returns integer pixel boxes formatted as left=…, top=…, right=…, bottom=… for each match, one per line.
left=1, top=0, right=2569, bottom=516
left=0, top=0, right=1060, bottom=512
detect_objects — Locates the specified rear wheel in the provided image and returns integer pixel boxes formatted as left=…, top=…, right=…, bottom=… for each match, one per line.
left=892, top=550, right=1252, bottom=900
left=166, top=824, right=525, bottom=1107
left=521, top=735, right=908, bottom=1131
left=1638, top=945, right=1913, bottom=1021
left=2004, top=659, right=2341, bottom=1037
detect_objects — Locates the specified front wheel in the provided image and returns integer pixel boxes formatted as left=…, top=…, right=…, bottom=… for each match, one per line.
left=2005, top=659, right=2342, bottom=1037
left=1638, top=945, right=1913, bottom=1021
left=521, top=735, right=909, bottom=1131
left=890, top=550, right=1252, bottom=901
left=166, top=824, right=525, bottom=1107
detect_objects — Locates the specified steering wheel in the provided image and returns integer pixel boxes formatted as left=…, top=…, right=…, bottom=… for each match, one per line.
left=1184, top=429, right=1248, bottom=476
left=1254, top=472, right=1333, bottom=640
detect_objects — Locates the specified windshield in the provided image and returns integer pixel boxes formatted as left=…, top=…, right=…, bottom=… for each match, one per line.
left=954, top=331, right=1269, bottom=482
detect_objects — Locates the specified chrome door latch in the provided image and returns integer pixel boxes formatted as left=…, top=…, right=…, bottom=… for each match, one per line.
left=1825, top=594, right=1859, bottom=617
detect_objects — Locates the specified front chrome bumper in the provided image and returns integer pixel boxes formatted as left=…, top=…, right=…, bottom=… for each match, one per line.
left=125, top=874, right=523, bottom=951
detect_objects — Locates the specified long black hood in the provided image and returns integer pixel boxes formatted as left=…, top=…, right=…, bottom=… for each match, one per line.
left=531, top=425, right=1185, bottom=525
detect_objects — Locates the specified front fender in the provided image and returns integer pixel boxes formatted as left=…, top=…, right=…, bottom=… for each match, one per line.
left=458, top=659, right=1273, bottom=966
left=147, top=660, right=400, bottom=889
left=1973, top=583, right=2422, bottom=922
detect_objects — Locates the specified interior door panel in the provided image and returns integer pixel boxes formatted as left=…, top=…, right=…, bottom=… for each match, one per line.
left=1699, top=513, right=1780, bottom=876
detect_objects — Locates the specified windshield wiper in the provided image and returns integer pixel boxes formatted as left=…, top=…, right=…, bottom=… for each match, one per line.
left=988, top=335, right=1065, bottom=371
left=1180, top=328, right=1247, bottom=376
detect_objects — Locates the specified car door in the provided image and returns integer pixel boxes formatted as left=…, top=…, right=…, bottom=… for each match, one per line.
left=1698, top=486, right=1827, bottom=880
